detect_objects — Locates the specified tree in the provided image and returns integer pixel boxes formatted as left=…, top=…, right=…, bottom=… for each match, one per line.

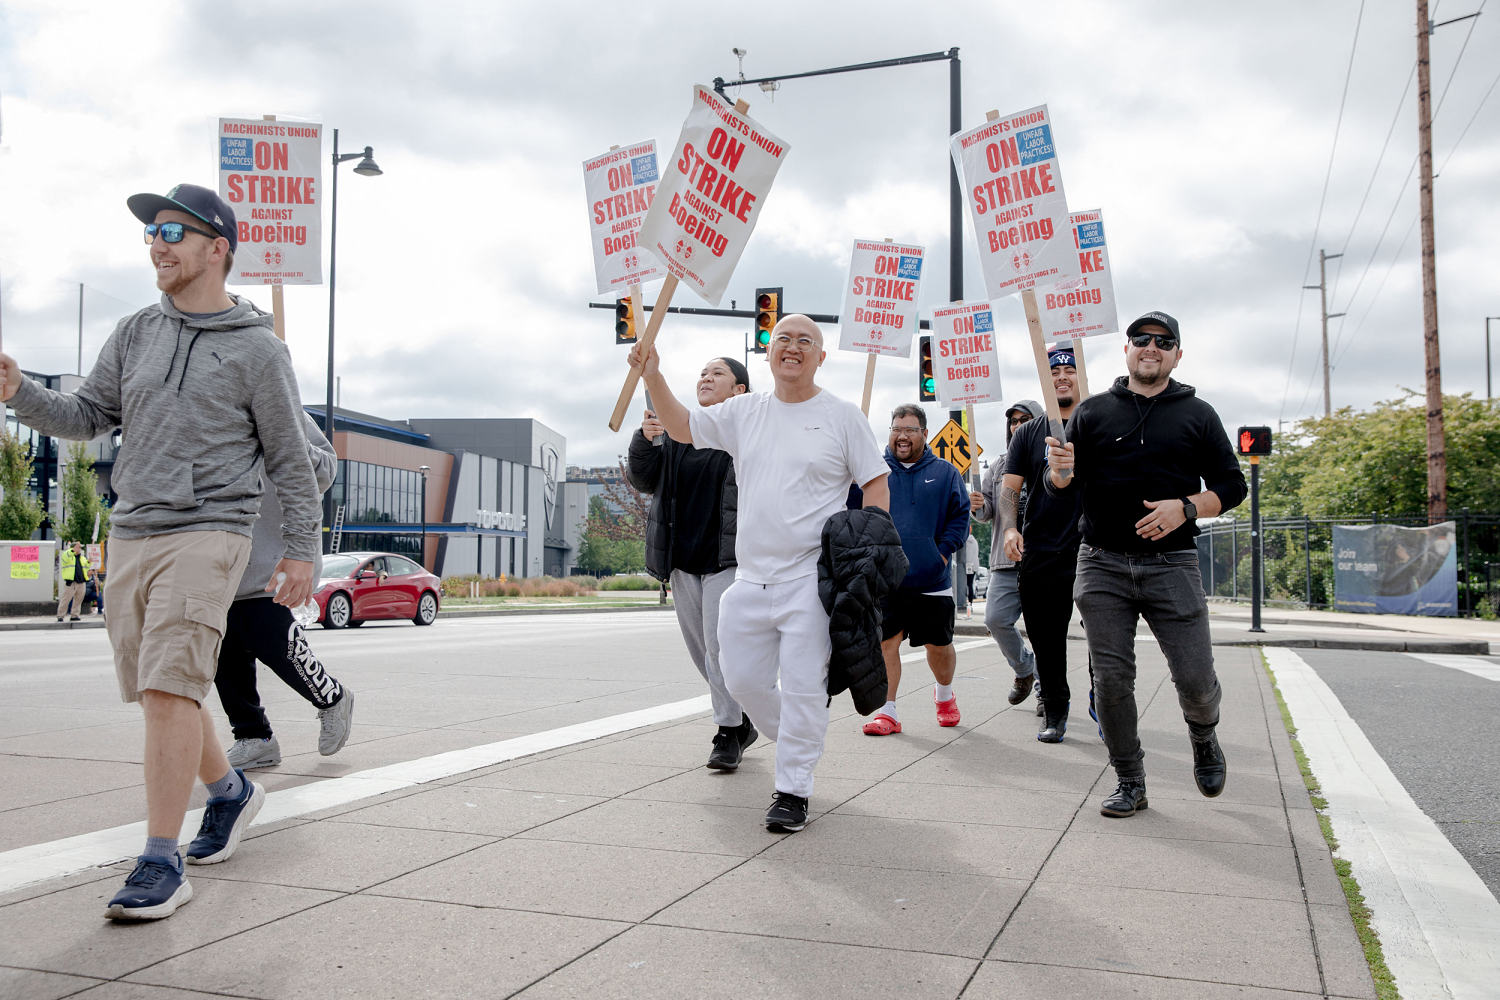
left=576, top=495, right=645, bottom=576
left=0, top=424, right=45, bottom=541
left=1257, top=391, right=1500, bottom=518
left=59, top=440, right=110, bottom=544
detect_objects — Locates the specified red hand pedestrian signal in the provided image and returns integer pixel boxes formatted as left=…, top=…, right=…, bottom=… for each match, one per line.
left=1237, top=426, right=1272, bottom=456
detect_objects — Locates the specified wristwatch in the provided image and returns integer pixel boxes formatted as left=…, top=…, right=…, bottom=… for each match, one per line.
left=1180, top=497, right=1197, bottom=521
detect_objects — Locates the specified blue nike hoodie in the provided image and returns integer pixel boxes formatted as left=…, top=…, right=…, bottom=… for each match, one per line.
left=883, top=446, right=971, bottom=593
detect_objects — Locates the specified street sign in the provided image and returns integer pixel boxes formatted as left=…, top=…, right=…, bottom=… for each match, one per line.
left=929, top=419, right=982, bottom=477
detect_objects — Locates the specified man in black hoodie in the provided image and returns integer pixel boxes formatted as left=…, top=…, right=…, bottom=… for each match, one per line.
left=1045, top=312, right=1246, bottom=818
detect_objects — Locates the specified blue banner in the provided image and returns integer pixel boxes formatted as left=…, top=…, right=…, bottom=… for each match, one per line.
left=1333, top=522, right=1458, bottom=616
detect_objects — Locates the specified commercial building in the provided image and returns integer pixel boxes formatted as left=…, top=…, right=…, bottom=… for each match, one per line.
left=3, top=375, right=585, bottom=580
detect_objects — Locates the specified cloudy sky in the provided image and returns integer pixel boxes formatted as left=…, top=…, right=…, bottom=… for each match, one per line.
left=2, top=0, right=1496, bottom=470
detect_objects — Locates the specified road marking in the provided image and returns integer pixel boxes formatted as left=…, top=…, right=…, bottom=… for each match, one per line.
left=0, top=694, right=713, bottom=894
left=1409, top=652, right=1500, bottom=684
left=0, top=638, right=992, bottom=895
left=1264, top=647, right=1500, bottom=1000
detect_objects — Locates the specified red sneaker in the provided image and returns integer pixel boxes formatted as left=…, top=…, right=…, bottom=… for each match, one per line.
left=934, top=692, right=960, bottom=727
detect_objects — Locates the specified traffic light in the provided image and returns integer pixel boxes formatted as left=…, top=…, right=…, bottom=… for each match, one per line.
left=753, top=286, right=782, bottom=353
left=1237, top=425, right=1272, bottom=456
left=918, top=335, right=937, bottom=402
left=614, top=296, right=636, bottom=345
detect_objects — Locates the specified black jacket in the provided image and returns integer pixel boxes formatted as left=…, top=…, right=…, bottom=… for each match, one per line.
left=626, top=430, right=737, bottom=581
left=1060, top=376, right=1247, bottom=553
left=818, top=507, right=909, bottom=716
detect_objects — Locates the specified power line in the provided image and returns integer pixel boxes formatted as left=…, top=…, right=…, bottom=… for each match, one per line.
left=1279, top=0, right=1366, bottom=424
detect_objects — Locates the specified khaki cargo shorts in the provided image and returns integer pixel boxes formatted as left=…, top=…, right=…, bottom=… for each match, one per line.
left=105, top=531, right=252, bottom=704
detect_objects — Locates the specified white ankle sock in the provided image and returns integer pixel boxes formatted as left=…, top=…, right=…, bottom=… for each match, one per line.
left=934, top=683, right=954, bottom=702
left=879, top=701, right=898, bottom=720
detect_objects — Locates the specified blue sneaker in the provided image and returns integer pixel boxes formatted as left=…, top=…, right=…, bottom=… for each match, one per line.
left=185, top=771, right=265, bottom=865
left=104, top=854, right=191, bottom=921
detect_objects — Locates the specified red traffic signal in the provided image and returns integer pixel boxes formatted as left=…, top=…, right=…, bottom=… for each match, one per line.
left=918, top=335, right=937, bottom=402
left=1237, top=425, right=1272, bottom=456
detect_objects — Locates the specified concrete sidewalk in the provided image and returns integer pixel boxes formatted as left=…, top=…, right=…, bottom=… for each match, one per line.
left=0, top=636, right=1377, bottom=999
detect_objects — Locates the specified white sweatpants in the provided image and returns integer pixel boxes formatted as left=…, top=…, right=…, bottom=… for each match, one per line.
left=716, top=574, right=832, bottom=798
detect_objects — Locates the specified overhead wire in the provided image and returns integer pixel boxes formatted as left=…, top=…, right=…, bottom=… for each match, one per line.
left=1278, top=0, right=1366, bottom=424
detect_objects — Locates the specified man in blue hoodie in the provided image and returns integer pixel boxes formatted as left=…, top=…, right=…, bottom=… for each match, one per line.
left=862, top=404, right=971, bottom=735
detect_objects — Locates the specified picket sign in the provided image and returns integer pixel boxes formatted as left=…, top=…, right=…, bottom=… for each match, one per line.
left=606, top=99, right=751, bottom=433
left=857, top=233, right=896, bottom=417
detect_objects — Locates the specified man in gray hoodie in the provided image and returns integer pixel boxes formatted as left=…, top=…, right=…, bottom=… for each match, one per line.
left=0, top=183, right=320, bottom=921
left=971, top=400, right=1041, bottom=705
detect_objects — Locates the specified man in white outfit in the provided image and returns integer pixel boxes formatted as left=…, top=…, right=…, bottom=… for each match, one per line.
left=630, top=315, right=889, bottom=832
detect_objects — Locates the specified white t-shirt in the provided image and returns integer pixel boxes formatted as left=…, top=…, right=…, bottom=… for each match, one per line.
left=690, top=388, right=887, bottom=585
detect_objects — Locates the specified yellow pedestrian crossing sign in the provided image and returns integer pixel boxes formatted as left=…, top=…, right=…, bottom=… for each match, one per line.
left=930, top=419, right=981, bottom=477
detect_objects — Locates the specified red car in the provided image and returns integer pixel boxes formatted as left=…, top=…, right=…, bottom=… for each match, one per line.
left=313, top=551, right=441, bottom=629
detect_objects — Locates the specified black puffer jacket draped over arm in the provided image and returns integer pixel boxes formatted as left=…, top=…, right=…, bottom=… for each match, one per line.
left=819, top=507, right=909, bottom=716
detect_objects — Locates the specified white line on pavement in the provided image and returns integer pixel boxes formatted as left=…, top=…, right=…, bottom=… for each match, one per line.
left=0, top=638, right=994, bottom=896
left=0, top=694, right=713, bottom=895
left=1408, top=652, right=1500, bottom=684
left=1264, top=647, right=1500, bottom=1000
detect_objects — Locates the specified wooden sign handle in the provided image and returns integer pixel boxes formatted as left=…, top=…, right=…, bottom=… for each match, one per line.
left=608, top=275, right=679, bottom=431
left=1070, top=336, right=1090, bottom=398
left=963, top=403, right=980, bottom=492
left=860, top=354, right=877, bottom=416
left=1022, top=288, right=1068, bottom=447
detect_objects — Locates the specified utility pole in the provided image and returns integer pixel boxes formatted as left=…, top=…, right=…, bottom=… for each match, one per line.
left=1417, top=0, right=1446, bottom=519
left=1302, top=250, right=1344, bottom=417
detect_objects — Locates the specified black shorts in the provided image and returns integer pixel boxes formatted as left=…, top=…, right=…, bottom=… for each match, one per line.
left=881, top=591, right=956, bottom=647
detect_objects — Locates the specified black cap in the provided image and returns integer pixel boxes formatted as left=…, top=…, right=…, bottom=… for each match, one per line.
left=1125, top=310, right=1180, bottom=342
left=127, top=183, right=238, bottom=250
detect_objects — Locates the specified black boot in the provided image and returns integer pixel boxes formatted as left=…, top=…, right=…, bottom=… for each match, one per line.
left=1191, top=729, right=1227, bottom=798
left=1100, top=779, right=1148, bottom=817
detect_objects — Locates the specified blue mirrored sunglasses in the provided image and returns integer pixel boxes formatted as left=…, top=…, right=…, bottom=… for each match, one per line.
left=143, top=221, right=222, bottom=245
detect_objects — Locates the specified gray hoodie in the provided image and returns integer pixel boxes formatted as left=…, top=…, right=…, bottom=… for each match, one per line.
left=236, top=412, right=337, bottom=600
left=972, top=398, right=1044, bottom=569
left=7, top=294, right=320, bottom=559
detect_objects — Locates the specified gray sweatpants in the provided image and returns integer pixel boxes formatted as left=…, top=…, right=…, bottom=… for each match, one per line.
left=671, top=567, right=744, bottom=727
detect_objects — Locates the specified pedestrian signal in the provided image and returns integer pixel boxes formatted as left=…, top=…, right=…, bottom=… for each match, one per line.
left=753, top=286, right=782, bottom=354
left=918, top=335, right=937, bottom=402
left=1237, top=426, right=1272, bottom=456
left=614, top=296, right=636, bottom=345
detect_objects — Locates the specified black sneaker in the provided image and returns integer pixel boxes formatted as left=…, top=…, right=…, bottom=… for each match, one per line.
left=765, top=791, right=809, bottom=832
left=707, top=726, right=744, bottom=771
left=1037, top=713, right=1067, bottom=743
left=1100, top=779, right=1148, bottom=818
left=1191, top=730, right=1227, bottom=798
left=1007, top=674, right=1035, bottom=705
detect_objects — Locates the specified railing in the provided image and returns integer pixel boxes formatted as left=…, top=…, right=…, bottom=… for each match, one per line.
left=1195, top=510, right=1500, bottom=618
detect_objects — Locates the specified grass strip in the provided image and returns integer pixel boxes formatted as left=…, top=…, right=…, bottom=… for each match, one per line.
left=1262, top=653, right=1400, bottom=1000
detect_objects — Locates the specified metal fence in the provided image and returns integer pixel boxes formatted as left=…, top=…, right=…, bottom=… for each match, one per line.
left=1195, top=510, right=1500, bottom=618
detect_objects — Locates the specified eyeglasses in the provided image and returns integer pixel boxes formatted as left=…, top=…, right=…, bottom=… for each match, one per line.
left=1008, top=415, right=1030, bottom=427
left=144, top=221, right=222, bottom=245
left=890, top=425, right=925, bottom=437
left=1129, top=332, right=1178, bottom=351
left=771, top=333, right=818, bottom=350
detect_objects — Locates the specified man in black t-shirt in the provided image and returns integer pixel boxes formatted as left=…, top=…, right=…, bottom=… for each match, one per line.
left=1045, top=312, right=1247, bottom=818
left=1001, top=347, right=1084, bottom=743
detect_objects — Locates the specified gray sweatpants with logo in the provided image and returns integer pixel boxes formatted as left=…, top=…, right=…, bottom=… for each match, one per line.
left=671, top=567, right=745, bottom=727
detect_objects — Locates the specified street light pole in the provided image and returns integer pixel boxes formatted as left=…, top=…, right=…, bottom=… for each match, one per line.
left=325, top=128, right=382, bottom=444
left=1487, top=316, right=1498, bottom=401
left=417, top=465, right=430, bottom=570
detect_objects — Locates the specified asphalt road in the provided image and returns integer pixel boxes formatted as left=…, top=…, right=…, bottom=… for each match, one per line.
left=1296, top=648, right=1500, bottom=901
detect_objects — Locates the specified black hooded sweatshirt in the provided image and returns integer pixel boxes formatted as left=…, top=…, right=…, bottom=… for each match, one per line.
left=1061, top=376, right=1246, bottom=553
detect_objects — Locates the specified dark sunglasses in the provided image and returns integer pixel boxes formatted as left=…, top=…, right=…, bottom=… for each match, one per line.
left=143, top=221, right=222, bottom=245
left=1129, top=332, right=1178, bottom=351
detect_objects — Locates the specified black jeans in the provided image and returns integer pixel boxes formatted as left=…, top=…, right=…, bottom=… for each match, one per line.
left=214, top=597, right=343, bottom=740
left=1019, top=548, right=1077, bottom=720
left=1072, top=544, right=1221, bottom=781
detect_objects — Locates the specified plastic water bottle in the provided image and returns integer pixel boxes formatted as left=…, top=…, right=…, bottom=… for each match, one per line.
left=274, top=572, right=321, bottom=628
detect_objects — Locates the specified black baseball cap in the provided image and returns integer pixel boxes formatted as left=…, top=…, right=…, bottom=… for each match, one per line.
left=1125, top=310, right=1180, bottom=342
left=127, top=183, right=238, bottom=250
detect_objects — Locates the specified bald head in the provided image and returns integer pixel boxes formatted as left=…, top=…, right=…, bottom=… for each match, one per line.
left=771, top=313, right=823, bottom=348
